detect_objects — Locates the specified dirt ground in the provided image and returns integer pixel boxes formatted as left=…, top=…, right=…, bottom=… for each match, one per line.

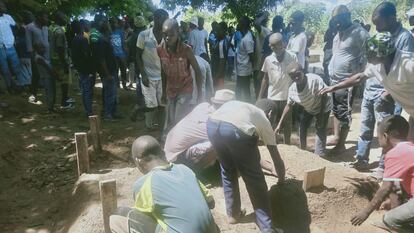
left=0, top=78, right=390, bottom=233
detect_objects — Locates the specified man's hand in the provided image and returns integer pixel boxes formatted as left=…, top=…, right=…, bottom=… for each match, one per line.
left=142, top=73, right=149, bottom=87
left=318, top=86, right=335, bottom=96
left=351, top=210, right=370, bottom=226
left=274, top=125, right=281, bottom=135
left=208, top=199, right=215, bottom=209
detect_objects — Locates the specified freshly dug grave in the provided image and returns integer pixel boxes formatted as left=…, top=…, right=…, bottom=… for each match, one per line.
left=51, top=145, right=387, bottom=233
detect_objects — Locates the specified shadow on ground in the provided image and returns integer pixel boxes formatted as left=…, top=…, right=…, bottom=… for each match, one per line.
left=269, top=179, right=311, bottom=233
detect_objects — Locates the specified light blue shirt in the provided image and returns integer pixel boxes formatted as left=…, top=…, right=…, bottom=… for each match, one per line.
left=0, top=14, right=16, bottom=48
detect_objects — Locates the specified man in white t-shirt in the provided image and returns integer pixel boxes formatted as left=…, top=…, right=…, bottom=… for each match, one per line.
left=260, top=33, right=299, bottom=145
left=287, top=11, right=307, bottom=69
left=253, top=12, right=271, bottom=98
left=136, top=9, right=168, bottom=130
left=165, top=90, right=235, bottom=170
left=235, top=16, right=255, bottom=102
left=320, top=32, right=414, bottom=141
left=276, top=64, right=332, bottom=156
left=207, top=100, right=285, bottom=233
left=0, top=1, right=21, bottom=92
left=188, top=17, right=209, bottom=62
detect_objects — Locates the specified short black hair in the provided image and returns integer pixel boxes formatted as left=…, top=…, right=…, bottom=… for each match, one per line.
left=291, top=10, right=305, bottom=23
left=154, top=9, right=168, bottom=19
left=374, top=1, right=396, bottom=18
left=273, top=15, right=284, bottom=27
left=378, top=115, right=409, bottom=140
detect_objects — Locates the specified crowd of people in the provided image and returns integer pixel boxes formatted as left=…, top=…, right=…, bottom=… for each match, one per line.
left=1, top=0, right=414, bottom=232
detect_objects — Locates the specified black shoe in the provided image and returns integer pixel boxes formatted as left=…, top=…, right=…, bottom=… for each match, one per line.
left=349, top=160, right=369, bottom=171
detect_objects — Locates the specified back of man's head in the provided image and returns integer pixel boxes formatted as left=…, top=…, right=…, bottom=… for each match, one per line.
left=131, top=135, right=163, bottom=166
left=374, top=1, right=396, bottom=19
left=378, top=115, right=409, bottom=140
left=291, top=10, right=305, bottom=23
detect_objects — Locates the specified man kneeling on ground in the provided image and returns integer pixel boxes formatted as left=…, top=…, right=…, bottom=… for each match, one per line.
left=351, top=115, right=414, bottom=233
left=110, top=135, right=218, bottom=233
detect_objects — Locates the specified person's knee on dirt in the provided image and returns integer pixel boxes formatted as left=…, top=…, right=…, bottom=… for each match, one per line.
left=110, top=135, right=218, bottom=233
left=274, top=64, right=332, bottom=156
left=351, top=115, right=414, bottom=233
left=207, top=99, right=285, bottom=232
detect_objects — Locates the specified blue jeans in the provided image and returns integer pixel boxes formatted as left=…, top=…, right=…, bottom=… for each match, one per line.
left=356, top=96, right=394, bottom=162
left=299, top=111, right=330, bottom=156
left=0, top=46, right=21, bottom=88
left=207, top=119, right=273, bottom=232
left=394, top=102, right=402, bottom=115
left=101, top=75, right=117, bottom=118
left=80, top=73, right=95, bottom=116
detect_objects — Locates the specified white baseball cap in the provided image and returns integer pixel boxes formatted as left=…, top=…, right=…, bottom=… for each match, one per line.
left=190, top=16, right=198, bottom=27
left=211, top=89, right=235, bottom=104
left=407, top=7, right=414, bottom=17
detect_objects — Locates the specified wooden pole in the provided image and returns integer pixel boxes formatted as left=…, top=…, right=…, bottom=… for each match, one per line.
left=75, top=132, right=89, bottom=176
left=100, top=179, right=117, bottom=233
left=89, top=115, right=102, bottom=153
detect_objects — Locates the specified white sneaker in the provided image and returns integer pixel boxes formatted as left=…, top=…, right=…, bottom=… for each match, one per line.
left=28, top=95, right=36, bottom=103
left=28, top=95, right=42, bottom=105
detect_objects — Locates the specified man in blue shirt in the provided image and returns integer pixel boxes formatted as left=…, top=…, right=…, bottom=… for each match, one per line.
left=110, top=135, right=217, bottom=233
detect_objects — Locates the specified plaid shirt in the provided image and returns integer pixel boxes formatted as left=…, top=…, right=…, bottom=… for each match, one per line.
left=157, top=41, right=193, bottom=98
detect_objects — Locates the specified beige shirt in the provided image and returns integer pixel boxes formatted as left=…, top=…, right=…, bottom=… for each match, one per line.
left=287, top=31, right=307, bottom=68
left=363, top=50, right=414, bottom=117
left=261, top=51, right=299, bottom=101
left=254, top=26, right=271, bottom=70
left=210, top=101, right=276, bottom=146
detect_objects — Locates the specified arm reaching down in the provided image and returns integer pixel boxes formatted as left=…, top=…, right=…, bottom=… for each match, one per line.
left=267, top=145, right=285, bottom=184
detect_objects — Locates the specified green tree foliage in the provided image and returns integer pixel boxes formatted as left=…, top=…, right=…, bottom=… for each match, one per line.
left=4, top=0, right=154, bottom=18
left=348, top=0, right=413, bottom=26
left=162, top=0, right=282, bottom=19
left=280, top=0, right=329, bottom=36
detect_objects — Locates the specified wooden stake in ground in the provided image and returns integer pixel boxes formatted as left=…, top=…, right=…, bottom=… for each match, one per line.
left=302, top=167, right=326, bottom=191
left=100, top=179, right=117, bottom=233
left=75, top=132, right=89, bottom=176
left=89, top=115, right=102, bottom=153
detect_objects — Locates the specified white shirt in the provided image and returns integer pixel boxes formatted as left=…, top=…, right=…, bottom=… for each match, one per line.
left=236, top=31, right=255, bottom=76
left=191, top=56, right=214, bottom=104
left=254, top=26, right=271, bottom=70
left=261, top=51, right=299, bottom=101
left=363, top=50, right=414, bottom=117
left=136, top=28, right=162, bottom=80
left=227, top=35, right=235, bottom=57
left=188, top=29, right=208, bottom=56
left=287, top=31, right=307, bottom=68
left=0, top=14, right=15, bottom=48
left=210, top=101, right=276, bottom=146
left=164, top=103, right=215, bottom=162
left=287, top=73, right=333, bottom=115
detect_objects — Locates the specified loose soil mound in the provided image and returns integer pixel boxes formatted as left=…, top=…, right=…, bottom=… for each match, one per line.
left=48, top=145, right=386, bottom=233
